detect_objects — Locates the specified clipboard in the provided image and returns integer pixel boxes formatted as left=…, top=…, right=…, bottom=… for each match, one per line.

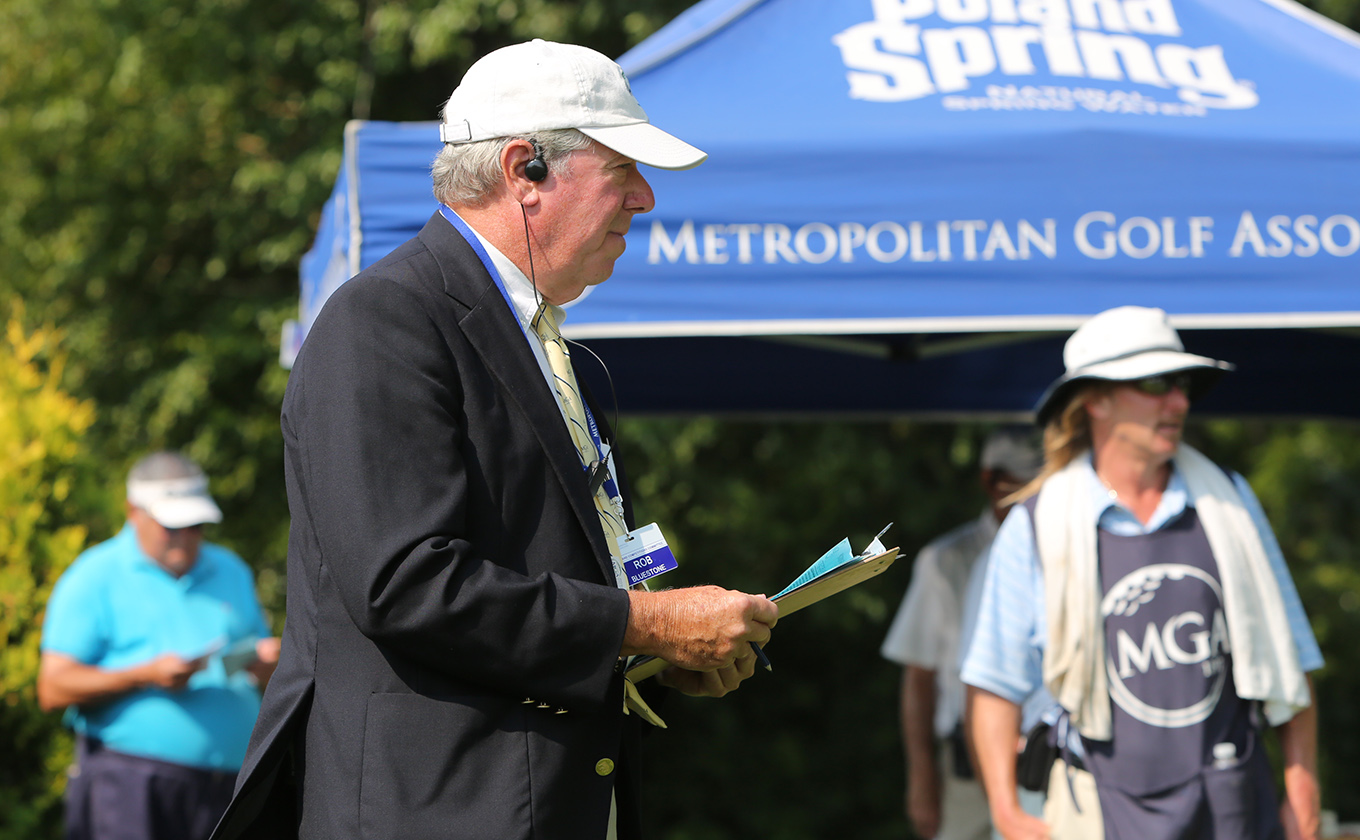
left=625, top=533, right=899, bottom=683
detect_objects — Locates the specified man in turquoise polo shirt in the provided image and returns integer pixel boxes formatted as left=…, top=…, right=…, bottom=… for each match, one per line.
left=38, top=452, right=280, bottom=840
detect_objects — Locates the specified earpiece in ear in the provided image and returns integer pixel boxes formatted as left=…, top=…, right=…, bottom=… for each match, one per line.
left=525, top=139, right=548, bottom=182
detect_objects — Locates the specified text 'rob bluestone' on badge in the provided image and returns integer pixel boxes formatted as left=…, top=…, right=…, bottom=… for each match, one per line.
left=618, top=523, right=678, bottom=588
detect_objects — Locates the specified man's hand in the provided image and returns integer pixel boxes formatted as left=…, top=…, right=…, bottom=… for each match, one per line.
left=623, top=586, right=776, bottom=696
left=140, top=654, right=206, bottom=691
left=255, top=636, right=282, bottom=664
left=992, top=799, right=1050, bottom=840
left=245, top=637, right=282, bottom=689
left=656, top=649, right=758, bottom=697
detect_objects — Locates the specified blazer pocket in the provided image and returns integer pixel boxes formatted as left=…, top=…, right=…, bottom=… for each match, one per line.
left=359, top=692, right=529, bottom=840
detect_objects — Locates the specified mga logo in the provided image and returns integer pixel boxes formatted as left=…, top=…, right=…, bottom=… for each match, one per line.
left=833, top=0, right=1258, bottom=112
left=1100, top=563, right=1231, bottom=728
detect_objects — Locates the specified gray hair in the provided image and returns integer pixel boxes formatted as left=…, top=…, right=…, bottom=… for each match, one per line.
left=431, top=128, right=595, bottom=206
left=127, top=451, right=205, bottom=485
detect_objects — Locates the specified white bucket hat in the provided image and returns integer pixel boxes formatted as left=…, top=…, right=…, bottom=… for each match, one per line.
left=127, top=475, right=223, bottom=529
left=439, top=39, right=706, bottom=170
left=1035, top=306, right=1234, bottom=424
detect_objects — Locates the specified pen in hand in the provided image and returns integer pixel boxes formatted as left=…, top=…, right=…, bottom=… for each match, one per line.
left=750, top=641, right=772, bottom=672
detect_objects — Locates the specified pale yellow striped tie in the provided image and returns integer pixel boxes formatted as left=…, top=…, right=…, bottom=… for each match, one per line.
left=532, top=304, right=631, bottom=587
left=531, top=304, right=665, bottom=728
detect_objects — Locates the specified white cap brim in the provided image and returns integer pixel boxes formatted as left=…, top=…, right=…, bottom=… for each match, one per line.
left=580, top=122, right=707, bottom=170
left=142, top=496, right=223, bottom=529
left=127, top=476, right=223, bottom=529
left=1035, top=350, right=1234, bottom=423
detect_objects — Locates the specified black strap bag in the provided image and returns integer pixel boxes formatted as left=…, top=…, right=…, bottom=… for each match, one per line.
left=1016, top=720, right=1058, bottom=793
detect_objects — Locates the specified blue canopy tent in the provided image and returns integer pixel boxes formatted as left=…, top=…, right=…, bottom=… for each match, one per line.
left=289, top=0, right=1360, bottom=418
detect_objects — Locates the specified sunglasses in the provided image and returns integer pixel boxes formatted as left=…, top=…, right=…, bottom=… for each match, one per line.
left=1130, top=372, right=1193, bottom=397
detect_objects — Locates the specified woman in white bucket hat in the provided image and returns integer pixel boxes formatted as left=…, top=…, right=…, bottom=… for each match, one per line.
left=961, top=306, right=1321, bottom=840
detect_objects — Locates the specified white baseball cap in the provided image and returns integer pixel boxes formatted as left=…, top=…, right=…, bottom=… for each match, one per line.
left=127, top=475, right=223, bottom=529
left=980, top=426, right=1042, bottom=480
left=1034, top=306, right=1234, bottom=424
left=439, top=39, right=707, bottom=170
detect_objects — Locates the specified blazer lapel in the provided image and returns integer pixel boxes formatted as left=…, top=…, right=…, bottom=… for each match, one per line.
left=416, top=214, right=618, bottom=585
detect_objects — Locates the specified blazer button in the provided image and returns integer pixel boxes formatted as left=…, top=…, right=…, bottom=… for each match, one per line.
left=594, top=758, right=615, bottom=777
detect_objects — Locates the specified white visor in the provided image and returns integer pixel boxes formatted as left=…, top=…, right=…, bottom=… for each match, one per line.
left=127, top=476, right=223, bottom=529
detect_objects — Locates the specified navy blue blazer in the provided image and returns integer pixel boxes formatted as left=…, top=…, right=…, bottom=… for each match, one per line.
left=210, top=213, right=648, bottom=840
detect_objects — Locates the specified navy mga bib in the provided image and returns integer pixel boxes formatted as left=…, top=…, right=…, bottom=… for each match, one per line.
left=1027, top=493, right=1283, bottom=840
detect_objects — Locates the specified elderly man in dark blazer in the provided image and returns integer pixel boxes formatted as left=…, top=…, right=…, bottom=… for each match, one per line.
left=210, top=40, right=778, bottom=840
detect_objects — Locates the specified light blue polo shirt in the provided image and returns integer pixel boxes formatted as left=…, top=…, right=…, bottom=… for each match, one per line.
left=41, top=524, right=270, bottom=771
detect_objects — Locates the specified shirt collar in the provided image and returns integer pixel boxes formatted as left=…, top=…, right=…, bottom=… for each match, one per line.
left=977, top=506, right=1001, bottom=540
left=117, top=522, right=154, bottom=569
left=1080, top=452, right=1191, bottom=533
left=453, top=213, right=544, bottom=335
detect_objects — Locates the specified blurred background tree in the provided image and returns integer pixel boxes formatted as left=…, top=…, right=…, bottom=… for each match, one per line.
left=0, top=305, right=118, bottom=838
left=1303, top=0, right=1360, bottom=29
left=0, top=0, right=1357, bottom=837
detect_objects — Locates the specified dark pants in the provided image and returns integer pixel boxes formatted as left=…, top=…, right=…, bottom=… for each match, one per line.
left=66, top=737, right=237, bottom=840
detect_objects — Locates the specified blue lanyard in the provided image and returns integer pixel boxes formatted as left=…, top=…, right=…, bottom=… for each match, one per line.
left=437, top=206, right=621, bottom=504
left=581, top=391, right=622, bottom=504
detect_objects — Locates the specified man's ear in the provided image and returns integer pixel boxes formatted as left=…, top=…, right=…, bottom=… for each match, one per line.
left=979, top=468, right=996, bottom=494
left=1084, top=391, right=1111, bottom=421
left=502, top=139, right=542, bottom=206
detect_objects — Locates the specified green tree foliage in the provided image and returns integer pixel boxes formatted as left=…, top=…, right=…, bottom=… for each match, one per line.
left=0, top=0, right=359, bottom=618
left=1302, top=0, right=1360, bottom=31
left=0, top=306, right=118, bottom=839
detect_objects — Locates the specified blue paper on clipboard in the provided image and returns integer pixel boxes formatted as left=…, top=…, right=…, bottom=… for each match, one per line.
left=772, top=524, right=892, bottom=601
left=773, top=539, right=855, bottom=600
